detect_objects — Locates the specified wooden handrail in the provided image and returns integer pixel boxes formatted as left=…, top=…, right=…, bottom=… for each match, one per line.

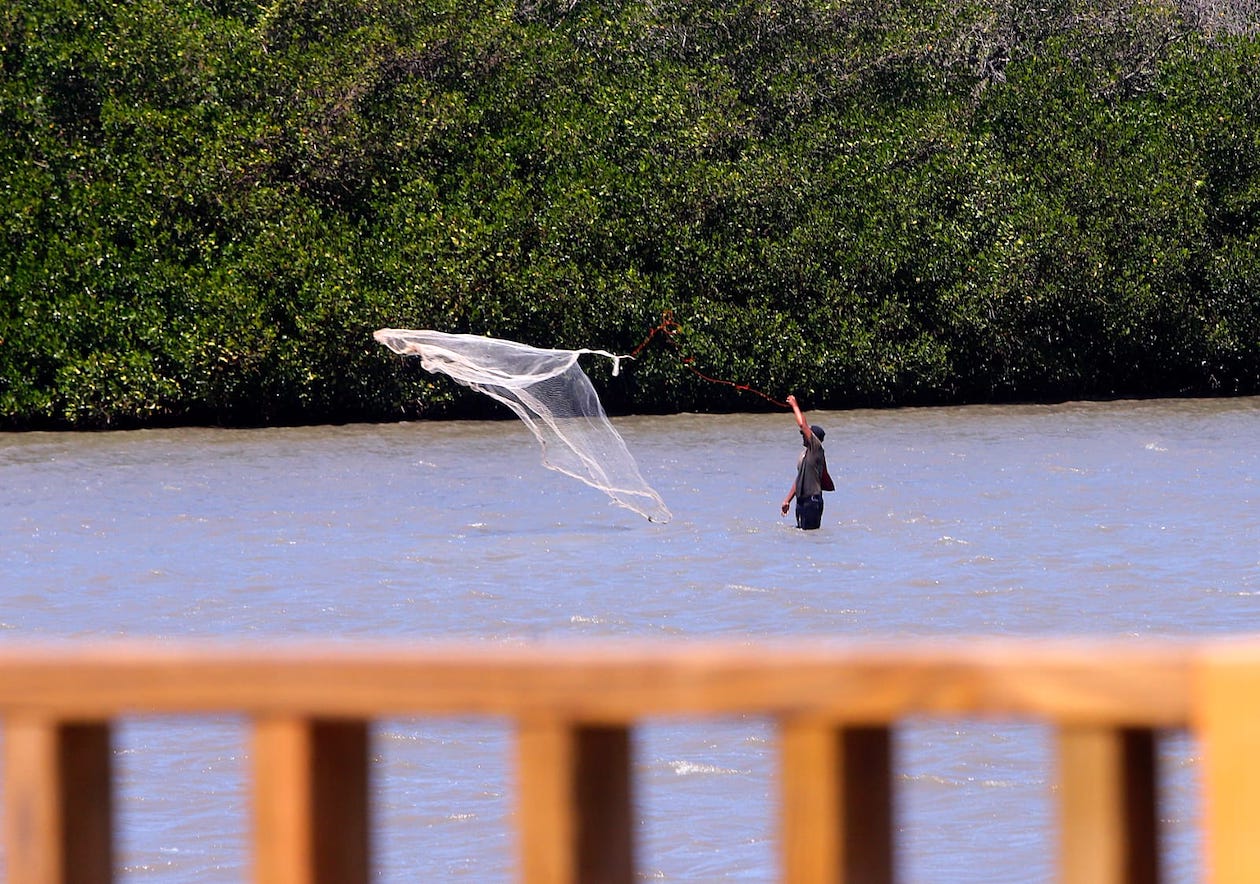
left=0, top=638, right=1256, bottom=882
left=0, top=639, right=1195, bottom=720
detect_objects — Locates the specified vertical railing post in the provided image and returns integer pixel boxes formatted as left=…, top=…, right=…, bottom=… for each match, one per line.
left=252, top=717, right=370, bottom=884
left=4, top=717, right=114, bottom=884
left=517, top=718, right=634, bottom=884
left=1058, top=726, right=1159, bottom=884
left=1198, top=649, right=1260, bottom=884
left=780, top=718, right=894, bottom=884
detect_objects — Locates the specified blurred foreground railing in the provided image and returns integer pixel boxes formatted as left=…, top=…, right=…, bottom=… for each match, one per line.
left=2, top=639, right=1260, bottom=883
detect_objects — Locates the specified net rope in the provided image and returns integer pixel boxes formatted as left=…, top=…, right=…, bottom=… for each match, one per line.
left=374, top=329, right=671, bottom=523
left=628, top=310, right=788, bottom=409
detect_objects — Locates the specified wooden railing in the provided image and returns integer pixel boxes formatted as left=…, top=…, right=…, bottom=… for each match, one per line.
left=2, top=638, right=1259, bottom=883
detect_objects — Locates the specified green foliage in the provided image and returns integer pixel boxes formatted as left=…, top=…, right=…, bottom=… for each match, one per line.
left=2, top=0, right=1260, bottom=427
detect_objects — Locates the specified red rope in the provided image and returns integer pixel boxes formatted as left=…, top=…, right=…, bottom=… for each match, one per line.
left=628, top=311, right=789, bottom=409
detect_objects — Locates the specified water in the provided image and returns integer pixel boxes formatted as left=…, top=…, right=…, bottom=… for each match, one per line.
left=4, top=397, right=1260, bottom=880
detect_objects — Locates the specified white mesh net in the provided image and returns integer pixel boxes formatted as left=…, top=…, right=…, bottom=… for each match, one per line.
left=374, top=329, right=672, bottom=523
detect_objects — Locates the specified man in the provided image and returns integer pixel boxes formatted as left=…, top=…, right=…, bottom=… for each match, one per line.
left=780, top=394, right=831, bottom=530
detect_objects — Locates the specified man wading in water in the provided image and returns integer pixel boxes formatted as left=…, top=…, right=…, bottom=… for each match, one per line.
left=780, top=394, right=832, bottom=530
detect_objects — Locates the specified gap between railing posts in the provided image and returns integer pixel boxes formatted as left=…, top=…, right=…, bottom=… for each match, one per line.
left=0, top=638, right=1256, bottom=883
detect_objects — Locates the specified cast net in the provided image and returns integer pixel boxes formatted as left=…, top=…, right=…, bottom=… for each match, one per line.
left=374, top=329, right=671, bottom=523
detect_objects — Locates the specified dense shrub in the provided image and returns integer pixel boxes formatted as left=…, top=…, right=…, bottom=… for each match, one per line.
left=2, top=0, right=1258, bottom=427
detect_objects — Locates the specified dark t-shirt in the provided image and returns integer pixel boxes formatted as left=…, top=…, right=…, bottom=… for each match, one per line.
left=795, top=435, right=827, bottom=499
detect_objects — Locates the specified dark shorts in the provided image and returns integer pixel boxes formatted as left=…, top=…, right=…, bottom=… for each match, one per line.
left=795, top=494, right=824, bottom=530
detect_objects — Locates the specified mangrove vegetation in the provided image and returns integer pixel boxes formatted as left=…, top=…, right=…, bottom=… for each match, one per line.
left=3, top=0, right=1260, bottom=426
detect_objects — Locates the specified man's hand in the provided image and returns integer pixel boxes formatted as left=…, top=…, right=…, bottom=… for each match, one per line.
left=781, top=501, right=790, bottom=515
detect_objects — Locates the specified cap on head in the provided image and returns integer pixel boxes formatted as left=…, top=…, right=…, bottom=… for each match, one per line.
left=811, top=425, right=825, bottom=441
